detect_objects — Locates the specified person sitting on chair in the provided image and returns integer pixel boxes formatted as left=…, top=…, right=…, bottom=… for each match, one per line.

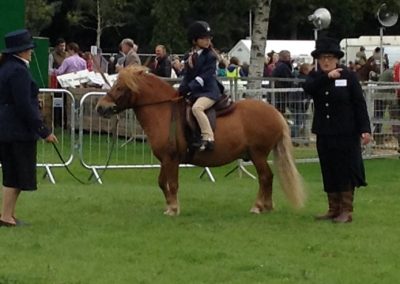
left=178, top=21, right=222, bottom=151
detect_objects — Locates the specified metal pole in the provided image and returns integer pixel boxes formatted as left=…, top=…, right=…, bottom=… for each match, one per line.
left=314, top=29, right=319, bottom=71
left=380, top=26, right=384, bottom=75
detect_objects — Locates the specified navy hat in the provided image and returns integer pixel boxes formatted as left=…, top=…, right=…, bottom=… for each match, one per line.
left=187, top=21, right=212, bottom=44
left=2, top=29, right=35, bottom=54
left=311, top=37, right=344, bottom=59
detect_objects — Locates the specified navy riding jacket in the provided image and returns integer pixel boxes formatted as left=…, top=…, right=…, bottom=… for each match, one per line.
left=178, top=48, right=222, bottom=101
left=0, top=56, right=50, bottom=142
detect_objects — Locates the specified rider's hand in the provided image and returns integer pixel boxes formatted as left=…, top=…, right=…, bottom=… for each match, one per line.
left=45, top=133, right=58, bottom=143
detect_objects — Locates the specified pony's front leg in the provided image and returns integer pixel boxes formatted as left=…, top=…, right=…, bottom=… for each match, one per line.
left=158, top=161, right=180, bottom=216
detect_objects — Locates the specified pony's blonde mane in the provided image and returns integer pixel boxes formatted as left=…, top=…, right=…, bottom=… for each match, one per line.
left=118, top=65, right=150, bottom=94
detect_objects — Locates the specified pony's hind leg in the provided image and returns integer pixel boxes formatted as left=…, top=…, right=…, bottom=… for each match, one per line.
left=158, top=161, right=180, bottom=216
left=249, top=151, right=274, bottom=214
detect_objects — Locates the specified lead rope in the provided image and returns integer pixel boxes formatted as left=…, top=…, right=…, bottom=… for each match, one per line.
left=51, top=116, right=119, bottom=184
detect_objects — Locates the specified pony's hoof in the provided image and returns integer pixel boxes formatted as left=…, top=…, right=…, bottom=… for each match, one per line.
left=163, top=207, right=180, bottom=216
left=250, top=207, right=261, bottom=214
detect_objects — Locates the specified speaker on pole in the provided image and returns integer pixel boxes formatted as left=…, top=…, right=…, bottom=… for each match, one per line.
left=376, top=3, right=398, bottom=74
left=308, top=8, right=331, bottom=70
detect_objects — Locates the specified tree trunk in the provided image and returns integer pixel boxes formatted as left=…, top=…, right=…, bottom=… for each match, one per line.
left=247, top=0, right=271, bottom=98
left=96, top=0, right=101, bottom=48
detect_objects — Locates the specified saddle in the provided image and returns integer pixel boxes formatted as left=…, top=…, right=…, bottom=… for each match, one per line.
left=184, top=94, right=235, bottom=146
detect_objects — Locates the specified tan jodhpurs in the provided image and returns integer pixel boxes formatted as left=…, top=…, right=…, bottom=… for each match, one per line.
left=192, top=97, right=216, bottom=141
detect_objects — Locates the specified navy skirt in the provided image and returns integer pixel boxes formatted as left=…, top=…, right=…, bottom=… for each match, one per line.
left=0, top=141, right=37, bottom=190
left=316, top=134, right=367, bottom=193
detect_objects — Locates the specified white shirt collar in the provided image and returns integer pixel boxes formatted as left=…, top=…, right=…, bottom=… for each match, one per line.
left=13, top=55, right=30, bottom=67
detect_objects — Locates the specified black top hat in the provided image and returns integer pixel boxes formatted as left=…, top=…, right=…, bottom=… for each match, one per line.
left=311, top=37, right=344, bottom=59
left=2, top=29, right=35, bottom=54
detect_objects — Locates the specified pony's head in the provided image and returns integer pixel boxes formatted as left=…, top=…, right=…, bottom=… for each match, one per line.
left=96, top=65, right=148, bottom=118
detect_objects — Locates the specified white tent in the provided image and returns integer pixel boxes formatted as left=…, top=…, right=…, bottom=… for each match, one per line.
left=228, top=39, right=315, bottom=64
left=340, top=36, right=400, bottom=67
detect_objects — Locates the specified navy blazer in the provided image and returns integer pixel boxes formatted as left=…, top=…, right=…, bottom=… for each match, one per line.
left=302, top=66, right=371, bottom=136
left=178, top=48, right=221, bottom=101
left=0, top=56, right=50, bottom=142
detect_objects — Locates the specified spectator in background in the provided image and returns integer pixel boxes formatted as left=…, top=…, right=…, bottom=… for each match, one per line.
left=54, top=42, right=86, bottom=128
left=48, top=38, right=67, bottom=88
left=240, top=62, right=249, bottom=77
left=264, top=50, right=279, bottom=77
left=355, top=46, right=367, bottom=66
left=109, top=44, right=125, bottom=74
left=217, top=60, right=227, bottom=77
left=373, top=62, right=394, bottom=145
left=83, top=51, right=94, bottom=71
left=55, top=42, right=87, bottom=75
left=291, top=63, right=312, bottom=142
left=226, top=56, right=241, bottom=78
left=171, top=55, right=184, bottom=78
left=116, top=38, right=141, bottom=72
left=48, top=38, right=67, bottom=75
left=271, top=50, right=293, bottom=115
left=150, top=44, right=171, bottom=77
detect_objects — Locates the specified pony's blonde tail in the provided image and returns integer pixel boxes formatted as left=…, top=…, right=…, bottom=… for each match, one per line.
left=273, top=117, right=306, bottom=209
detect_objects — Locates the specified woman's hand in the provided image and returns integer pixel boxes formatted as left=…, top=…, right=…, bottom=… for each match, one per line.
left=361, top=132, right=371, bottom=145
left=45, top=133, right=58, bottom=143
left=327, top=68, right=343, bottom=79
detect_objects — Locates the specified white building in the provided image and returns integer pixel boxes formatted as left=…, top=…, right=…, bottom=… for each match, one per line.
left=228, top=39, right=315, bottom=65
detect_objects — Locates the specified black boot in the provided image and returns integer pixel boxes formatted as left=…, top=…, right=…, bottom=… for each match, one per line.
left=198, top=140, right=214, bottom=151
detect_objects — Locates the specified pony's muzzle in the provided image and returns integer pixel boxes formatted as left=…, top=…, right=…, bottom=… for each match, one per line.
left=96, top=102, right=117, bottom=118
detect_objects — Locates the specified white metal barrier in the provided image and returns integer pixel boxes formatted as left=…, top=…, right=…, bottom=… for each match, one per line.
left=2, top=81, right=398, bottom=185
left=37, top=88, right=76, bottom=184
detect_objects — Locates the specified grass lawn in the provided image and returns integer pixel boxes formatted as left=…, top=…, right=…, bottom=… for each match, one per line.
left=0, top=158, right=399, bottom=284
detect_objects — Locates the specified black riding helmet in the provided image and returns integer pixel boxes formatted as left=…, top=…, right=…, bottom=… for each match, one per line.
left=187, top=21, right=212, bottom=44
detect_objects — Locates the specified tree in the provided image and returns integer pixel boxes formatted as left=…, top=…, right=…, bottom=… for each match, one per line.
left=247, top=0, right=272, bottom=96
left=26, top=0, right=61, bottom=36
left=150, top=0, right=189, bottom=54
left=67, top=0, right=132, bottom=48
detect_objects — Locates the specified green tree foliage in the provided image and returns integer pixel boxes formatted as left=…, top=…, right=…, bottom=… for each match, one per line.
left=40, top=0, right=400, bottom=53
left=26, top=0, right=61, bottom=35
left=67, top=0, right=133, bottom=47
left=150, top=0, right=189, bottom=54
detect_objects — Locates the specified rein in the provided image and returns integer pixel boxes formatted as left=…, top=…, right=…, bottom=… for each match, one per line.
left=133, top=95, right=183, bottom=108
left=51, top=116, right=119, bottom=184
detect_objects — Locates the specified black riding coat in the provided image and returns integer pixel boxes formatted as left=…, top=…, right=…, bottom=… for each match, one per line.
left=0, top=56, right=50, bottom=142
left=303, top=66, right=371, bottom=192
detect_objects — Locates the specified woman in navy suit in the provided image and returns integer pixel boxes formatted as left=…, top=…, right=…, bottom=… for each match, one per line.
left=0, top=29, right=58, bottom=227
left=178, top=21, right=222, bottom=151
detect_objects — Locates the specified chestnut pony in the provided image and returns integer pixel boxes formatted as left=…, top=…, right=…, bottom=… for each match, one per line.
left=96, top=66, right=305, bottom=216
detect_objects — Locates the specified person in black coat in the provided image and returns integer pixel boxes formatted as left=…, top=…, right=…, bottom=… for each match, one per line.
left=271, top=50, right=293, bottom=114
left=178, top=21, right=222, bottom=151
left=0, top=29, right=58, bottom=227
left=151, top=44, right=172, bottom=78
left=303, top=37, right=372, bottom=223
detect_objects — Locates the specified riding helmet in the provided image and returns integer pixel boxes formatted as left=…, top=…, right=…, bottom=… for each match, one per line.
left=187, top=21, right=212, bottom=44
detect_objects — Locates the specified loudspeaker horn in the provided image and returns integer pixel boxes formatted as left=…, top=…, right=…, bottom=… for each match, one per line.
left=308, top=8, right=331, bottom=30
left=377, top=3, right=398, bottom=27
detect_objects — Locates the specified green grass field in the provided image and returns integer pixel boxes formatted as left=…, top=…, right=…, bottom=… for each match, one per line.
left=0, top=158, right=399, bottom=284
